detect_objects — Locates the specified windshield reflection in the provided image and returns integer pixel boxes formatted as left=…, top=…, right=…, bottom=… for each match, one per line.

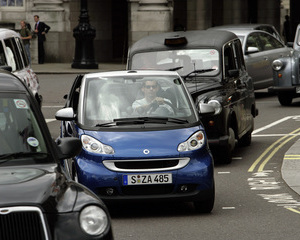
left=80, top=75, right=197, bottom=127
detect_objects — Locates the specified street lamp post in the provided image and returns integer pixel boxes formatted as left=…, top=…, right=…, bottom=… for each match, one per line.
left=72, top=0, right=98, bottom=69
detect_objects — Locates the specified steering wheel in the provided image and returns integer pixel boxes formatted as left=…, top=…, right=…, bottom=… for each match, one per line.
left=148, top=100, right=176, bottom=116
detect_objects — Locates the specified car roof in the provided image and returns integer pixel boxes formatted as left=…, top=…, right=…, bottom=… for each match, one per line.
left=210, top=23, right=276, bottom=30
left=0, top=70, right=28, bottom=93
left=214, top=29, right=273, bottom=37
left=128, top=30, right=239, bottom=55
left=0, top=28, right=20, bottom=39
left=85, top=70, right=181, bottom=78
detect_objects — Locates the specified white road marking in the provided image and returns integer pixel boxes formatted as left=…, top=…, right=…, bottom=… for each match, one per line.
left=252, top=116, right=294, bottom=134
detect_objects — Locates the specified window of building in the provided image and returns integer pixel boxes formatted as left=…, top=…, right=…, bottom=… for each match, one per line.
left=1, top=0, right=23, bottom=7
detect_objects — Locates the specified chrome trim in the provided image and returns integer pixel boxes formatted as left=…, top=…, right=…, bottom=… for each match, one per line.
left=0, top=206, right=49, bottom=240
left=103, top=157, right=190, bottom=172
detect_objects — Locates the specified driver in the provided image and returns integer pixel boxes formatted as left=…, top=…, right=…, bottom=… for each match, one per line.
left=132, top=80, right=173, bottom=115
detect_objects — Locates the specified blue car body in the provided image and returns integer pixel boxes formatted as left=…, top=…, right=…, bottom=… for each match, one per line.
left=56, top=70, right=215, bottom=213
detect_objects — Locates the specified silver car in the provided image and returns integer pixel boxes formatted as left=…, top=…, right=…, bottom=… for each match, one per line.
left=208, top=28, right=292, bottom=90
left=269, top=24, right=300, bottom=106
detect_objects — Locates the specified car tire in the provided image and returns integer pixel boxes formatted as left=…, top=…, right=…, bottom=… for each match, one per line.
left=214, top=127, right=235, bottom=164
left=194, top=184, right=215, bottom=214
left=238, top=130, right=252, bottom=147
left=278, top=93, right=292, bottom=106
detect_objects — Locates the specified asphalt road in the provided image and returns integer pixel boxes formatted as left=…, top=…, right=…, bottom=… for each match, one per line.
left=40, top=74, right=300, bottom=240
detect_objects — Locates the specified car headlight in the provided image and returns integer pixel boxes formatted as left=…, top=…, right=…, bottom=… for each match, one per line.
left=178, top=131, right=205, bottom=152
left=208, top=100, right=222, bottom=115
left=272, top=59, right=283, bottom=71
left=81, top=135, right=114, bottom=154
left=80, top=205, right=109, bottom=236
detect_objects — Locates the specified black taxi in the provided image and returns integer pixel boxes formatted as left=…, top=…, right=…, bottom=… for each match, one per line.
left=127, top=30, right=258, bottom=163
left=0, top=70, right=113, bottom=240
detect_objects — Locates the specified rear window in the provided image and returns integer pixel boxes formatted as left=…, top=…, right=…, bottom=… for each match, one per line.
left=131, top=49, right=220, bottom=76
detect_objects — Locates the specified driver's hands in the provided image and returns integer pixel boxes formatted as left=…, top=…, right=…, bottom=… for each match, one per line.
left=154, top=97, right=164, bottom=105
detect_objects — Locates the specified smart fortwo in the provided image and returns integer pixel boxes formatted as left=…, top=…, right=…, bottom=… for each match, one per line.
left=56, top=70, right=216, bottom=213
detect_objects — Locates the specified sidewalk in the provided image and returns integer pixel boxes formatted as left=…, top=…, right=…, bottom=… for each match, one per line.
left=31, top=62, right=126, bottom=74
left=31, top=62, right=300, bottom=197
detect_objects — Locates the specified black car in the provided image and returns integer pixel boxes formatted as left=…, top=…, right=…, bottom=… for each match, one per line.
left=127, top=30, right=258, bottom=163
left=0, top=70, right=113, bottom=240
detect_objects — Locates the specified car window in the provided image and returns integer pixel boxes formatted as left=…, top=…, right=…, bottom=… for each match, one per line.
left=224, top=43, right=237, bottom=78
left=246, top=33, right=263, bottom=51
left=0, top=93, right=47, bottom=156
left=131, top=49, right=220, bottom=76
left=4, top=38, right=23, bottom=71
left=79, top=75, right=196, bottom=127
left=233, top=39, right=245, bottom=70
left=0, top=42, right=8, bottom=66
left=15, top=37, right=29, bottom=67
left=258, top=32, right=284, bottom=51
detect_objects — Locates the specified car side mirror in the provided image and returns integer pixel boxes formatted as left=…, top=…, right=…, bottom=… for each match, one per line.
left=228, top=69, right=239, bottom=78
left=56, top=137, right=82, bottom=159
left=246, top=46, right=259, bottom=54
left=198, top=103, right=215, bottom=116
left=55, top=107, right=75, bottom=121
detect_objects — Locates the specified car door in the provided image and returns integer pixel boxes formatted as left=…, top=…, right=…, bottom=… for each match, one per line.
left=257, top=31, right=291, bottom=85
left=223, top=41, right=247, bottom=136
left=60, top=75, right=83, bottom=138
left=243, top=32, right=270, bottom=89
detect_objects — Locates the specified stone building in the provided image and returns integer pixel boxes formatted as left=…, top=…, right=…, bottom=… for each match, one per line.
left=0, top=0, right=295, bottom=65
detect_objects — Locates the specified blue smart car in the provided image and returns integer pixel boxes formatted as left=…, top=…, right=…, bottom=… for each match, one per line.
left=55, top=70, right=215, bottom=213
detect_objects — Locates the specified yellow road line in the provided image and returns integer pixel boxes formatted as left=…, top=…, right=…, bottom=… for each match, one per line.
left=258, top=134, right=299, bottom=172
left=248, top=128, right=300, bottom=172
left=284, top=155, right=300, bottom=160
left=287, top=208, right=300, bottom=214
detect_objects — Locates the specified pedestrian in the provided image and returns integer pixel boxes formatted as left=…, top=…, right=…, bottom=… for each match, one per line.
left=33, top=15, right=51, bottom=64
left=283, top=15, right=293, bottom=43
left=20, top=20, right=32, bottom=65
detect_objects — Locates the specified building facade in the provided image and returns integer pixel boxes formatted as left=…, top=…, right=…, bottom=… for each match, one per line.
left=0, top=0, right=293, bottom=64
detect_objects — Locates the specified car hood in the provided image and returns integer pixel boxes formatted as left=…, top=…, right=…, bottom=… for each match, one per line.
left=0, top=164, right=75, bottom=212
left=83, top=126, right=204, bottom=158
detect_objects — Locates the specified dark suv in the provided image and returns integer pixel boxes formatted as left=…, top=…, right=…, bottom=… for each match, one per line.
left=127, top=30, right=258, bottom=163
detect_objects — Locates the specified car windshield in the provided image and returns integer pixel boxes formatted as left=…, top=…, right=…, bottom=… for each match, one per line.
left=0, top=93, right=48, bottom=158
left=131, top=49, right=220, bottom=76
left=79, top=74, right=197, bottom=127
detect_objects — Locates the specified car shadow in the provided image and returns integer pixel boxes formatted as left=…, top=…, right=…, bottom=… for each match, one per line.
left=107, top=201, right=206, bottom=218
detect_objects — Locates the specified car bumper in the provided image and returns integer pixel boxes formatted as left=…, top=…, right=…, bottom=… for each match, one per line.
left=75, top=154, right=214, bottom=202
left=268, top=86, right=299, bottom=93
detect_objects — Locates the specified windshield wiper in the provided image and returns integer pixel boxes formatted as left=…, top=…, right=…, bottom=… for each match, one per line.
left=168, top=66, right=183, bottom=71
left=95, top=117, right=188, bottom=127
left=0, top=152, right=49, bottom=161
left=183, top=69, right=215, bottom=80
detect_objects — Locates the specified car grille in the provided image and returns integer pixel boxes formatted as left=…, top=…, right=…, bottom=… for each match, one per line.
left=0, top=206, right=48, bottom=240
left=103, top=157, right=190, bottom=172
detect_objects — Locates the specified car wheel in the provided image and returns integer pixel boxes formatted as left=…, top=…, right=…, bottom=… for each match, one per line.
left=194, top=184, right=215, bottom=214
left=278, top=93, right=292, bottom=106
left=238, top=130, right=252, bottom=147
left=214, top=127, right=235, bottom=164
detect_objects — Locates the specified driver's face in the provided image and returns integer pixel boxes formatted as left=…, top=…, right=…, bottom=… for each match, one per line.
left=142, top=81, right=158, bottom=99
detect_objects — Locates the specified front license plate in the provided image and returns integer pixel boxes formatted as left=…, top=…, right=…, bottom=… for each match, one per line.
left=123, top=173, right=172, bottom=185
